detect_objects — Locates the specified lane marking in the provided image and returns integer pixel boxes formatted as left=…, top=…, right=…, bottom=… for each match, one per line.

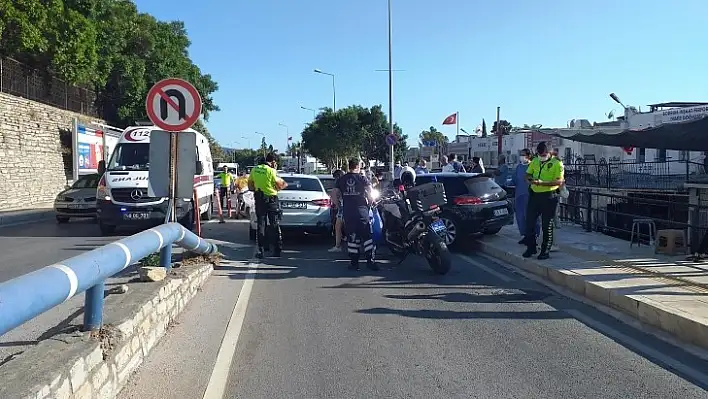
left=202, top=263, right=258, bottom=399
left=50, top=265, right=78, bottom=302
left=457, top=254, right=515, bottom=282
left=565, top=309, right=708, bottom=386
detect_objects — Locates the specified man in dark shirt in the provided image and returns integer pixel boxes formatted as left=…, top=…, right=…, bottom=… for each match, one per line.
left=334, top=159, right=379, bottom=271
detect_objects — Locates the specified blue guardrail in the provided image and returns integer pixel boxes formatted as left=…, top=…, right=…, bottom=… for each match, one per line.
left=0, top=223, right=218, bottom=336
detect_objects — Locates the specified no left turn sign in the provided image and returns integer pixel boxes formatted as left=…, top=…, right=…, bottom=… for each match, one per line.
left=145, top=78, right=202, bottom=131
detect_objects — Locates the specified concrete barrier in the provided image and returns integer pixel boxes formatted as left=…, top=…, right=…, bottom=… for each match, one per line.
left=0, top=262, right=214, bottom=398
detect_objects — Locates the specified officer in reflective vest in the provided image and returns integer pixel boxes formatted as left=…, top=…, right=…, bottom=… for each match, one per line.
left=217, top=166, right=233, bottom=210
left=248, top=153, right=287, bottom=258
left=333, top=159, right=379, bottom=271
left=523, top=141, right=564, bottom=260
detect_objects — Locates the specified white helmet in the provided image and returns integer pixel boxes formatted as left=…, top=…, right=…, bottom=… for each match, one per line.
left=400, top=165, right=416, bottom=187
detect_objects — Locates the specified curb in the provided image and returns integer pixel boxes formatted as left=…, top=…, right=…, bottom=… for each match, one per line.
left=474, top=237, right=708, bottom=351
left=0, top=262, right=214, bottom=399
left=0, top=209, right=55, bottom=227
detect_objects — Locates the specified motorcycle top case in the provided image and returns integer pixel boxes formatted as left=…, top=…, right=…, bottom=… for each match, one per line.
left=406, top=182, right=447, bottom=213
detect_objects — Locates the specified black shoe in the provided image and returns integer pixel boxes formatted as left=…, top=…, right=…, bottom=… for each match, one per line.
left=366, top=261, right=379, bottom=271
left=522, top=247, right=537, bottom=258
left=537, top=252, right=549, bottom=260
left=348, top=262, right=359, bottom=270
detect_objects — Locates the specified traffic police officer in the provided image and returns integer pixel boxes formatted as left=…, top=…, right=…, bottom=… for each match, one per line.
left=523, top=142, right=564, bottom=260
left=334, top=159, right=378, bottom=271
left=217, top=166, right=233, bottom=210
left=248, top=153, right=287, bottom=258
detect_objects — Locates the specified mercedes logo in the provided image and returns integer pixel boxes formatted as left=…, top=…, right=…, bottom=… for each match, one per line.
left=130, top=189, right=143, bottom=200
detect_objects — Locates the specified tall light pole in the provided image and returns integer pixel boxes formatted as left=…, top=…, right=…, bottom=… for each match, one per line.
left=387, top=0, right=394, bottom=178
left=313, top=69, right=336, bottom=111
left=300, top=106, right=316, bottom=118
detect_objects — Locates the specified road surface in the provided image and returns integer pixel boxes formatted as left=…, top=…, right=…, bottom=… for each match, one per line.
left=120, top=222, right=708, bottom=399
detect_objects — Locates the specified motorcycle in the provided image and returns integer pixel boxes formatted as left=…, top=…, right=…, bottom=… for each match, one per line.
left=371, top=184, right=452, bottom=275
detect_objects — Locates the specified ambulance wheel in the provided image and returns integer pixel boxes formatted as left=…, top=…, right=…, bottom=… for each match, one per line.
left=202, top=196, right=213, bottom=220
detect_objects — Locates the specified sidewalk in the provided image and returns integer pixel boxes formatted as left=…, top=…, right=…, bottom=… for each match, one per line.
left=0, top=203, right=55, bottom=227
left=475, top=222, right=708, bottom=350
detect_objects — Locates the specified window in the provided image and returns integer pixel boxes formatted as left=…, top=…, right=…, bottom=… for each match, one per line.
left=318, top=178, right=337, bottom=191
left=656, top=149, right=667, bottom=162
left=108, top=143, right=149, bottom=171
left=72, top=174, right=100, bottom=189
left=637, top=148, right=646, bottom=162
left=282, top=177, right=323, bottom=192
left=679, top=150, right=689, bottom=161
left=416, top=175, right=504, bottom=198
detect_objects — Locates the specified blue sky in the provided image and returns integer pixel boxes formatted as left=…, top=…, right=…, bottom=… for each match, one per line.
left=134, top=0, right=708, bottom=151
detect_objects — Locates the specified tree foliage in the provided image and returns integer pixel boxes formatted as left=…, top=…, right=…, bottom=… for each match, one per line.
left=419, top=126, right=448, bottom=154
left=0, top=0, right=222, bottom=146
left=301, top=105, right=408, bottom=168
left=491, top=120, right=513, bottom=135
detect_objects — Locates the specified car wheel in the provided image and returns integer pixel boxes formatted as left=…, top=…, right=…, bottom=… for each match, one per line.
left=249, top=226, right=256, bottom=241
left=483, top=226, right=502, bottom=235
left=202, top=196, right=213, bottom=220
left=99, top=222, right=116, bottom=236
left=56, top=215, right=70, bottom=224
left=438, top=213, right=461, bottom=248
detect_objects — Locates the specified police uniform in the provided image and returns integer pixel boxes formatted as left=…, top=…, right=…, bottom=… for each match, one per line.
left=250, top=163, right=283, bottom=256
left=336, top=172, right=377, bottom=270
left=218, top=170, right=233, bottom=209
left=524, top=155, right=564, bottom=258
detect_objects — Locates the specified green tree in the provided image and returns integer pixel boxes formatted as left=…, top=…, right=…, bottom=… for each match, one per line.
left=491, top=120, right=513, bottom=135
left=419, top=126, right=447, bottom=147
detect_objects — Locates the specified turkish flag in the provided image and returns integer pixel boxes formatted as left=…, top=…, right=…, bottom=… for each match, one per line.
left=623, top=146, right=634, bottom=154
left=442, top=113, right=457, bottom=125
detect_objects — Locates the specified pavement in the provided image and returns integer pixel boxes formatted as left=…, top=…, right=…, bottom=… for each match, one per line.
left=0, top=203, right=55, bottom=227
left=476, top=222, right=708, bottom=351
left=118, top=221, right=708, bottom=398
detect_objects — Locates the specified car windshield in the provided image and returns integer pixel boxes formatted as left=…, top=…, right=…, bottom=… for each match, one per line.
left=72, top=174, right=100, bottom=189
left=108, top=143, right=149, bottom=171
left=318, top=178, right=336, bottom=191
left=282, top=177, right=323, bottom=192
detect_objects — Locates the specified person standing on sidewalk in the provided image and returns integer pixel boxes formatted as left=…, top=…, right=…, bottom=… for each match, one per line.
left=513, top=149, right=539, bottom=244
left=328, top=169, right=345, bottom=252
left=523, top=142, right=564, bottom=260
left=217, top=166, right=233, bottom=210
left=248, top=153, right=288, bottom=259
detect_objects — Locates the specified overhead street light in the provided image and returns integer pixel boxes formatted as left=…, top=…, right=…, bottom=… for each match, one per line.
left=313, top=69, right=336, bottom=111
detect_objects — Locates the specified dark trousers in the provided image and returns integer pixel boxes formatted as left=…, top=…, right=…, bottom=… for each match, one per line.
left=344, top=206, right=374, bottom=263
left=219, top=187, right=228, bottom=209
left=255, top=193, right=282, bottom=253
left=525, top=191, right=558, bottom=254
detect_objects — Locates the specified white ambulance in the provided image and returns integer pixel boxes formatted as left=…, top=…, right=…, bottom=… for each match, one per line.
left=96, top=125, right=215, bottom=235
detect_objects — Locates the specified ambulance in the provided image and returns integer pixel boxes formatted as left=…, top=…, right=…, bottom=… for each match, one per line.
left=95, top=125, right=215, bottom=235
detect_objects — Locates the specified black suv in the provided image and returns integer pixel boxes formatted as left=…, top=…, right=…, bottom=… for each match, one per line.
left=415, top=173, right=513, bottom=248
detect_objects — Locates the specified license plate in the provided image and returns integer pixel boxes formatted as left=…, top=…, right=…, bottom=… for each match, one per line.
left=429, top=219, right=447, bottom=235
left=281, top=201, right=308, bottom=209
left=124, top=212, right=150, bottom=220
left=494, top=208, right=509, bottom=217
left=68, top=204, right=88, bottom=209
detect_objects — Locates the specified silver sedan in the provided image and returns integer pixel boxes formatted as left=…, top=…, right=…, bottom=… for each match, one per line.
left=54, top=173, right=101, bottom=223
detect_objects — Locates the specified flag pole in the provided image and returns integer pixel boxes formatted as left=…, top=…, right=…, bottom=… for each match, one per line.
left=456, top=112, right=460, bottom=137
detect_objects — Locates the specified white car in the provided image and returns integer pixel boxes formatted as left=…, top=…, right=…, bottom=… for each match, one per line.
left=249, top=174, right=332, bottom=240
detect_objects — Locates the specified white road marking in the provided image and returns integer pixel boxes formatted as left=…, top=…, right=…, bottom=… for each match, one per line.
left=202, top=263, right=258, bottom=399
left=565, top=309, right=708, bottom=385
left=457, top=254, right=515, bottom=282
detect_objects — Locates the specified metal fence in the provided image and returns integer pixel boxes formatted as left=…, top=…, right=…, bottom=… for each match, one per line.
left=0, top=223, right=218, bottom=336
left=563, top=159, right=708, bottom=191
left=560, top=188, right=708, bottom=253
left=0, top=56, right=99, bottom=116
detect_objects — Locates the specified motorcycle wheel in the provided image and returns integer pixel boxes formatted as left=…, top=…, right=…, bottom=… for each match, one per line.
left=426, top=236, right=452, bottom=275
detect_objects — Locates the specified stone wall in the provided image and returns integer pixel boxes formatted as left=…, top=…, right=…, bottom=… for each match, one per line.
left=0, top=92, right=104, bottom=211
left=0, top=262, right=214, bottom=399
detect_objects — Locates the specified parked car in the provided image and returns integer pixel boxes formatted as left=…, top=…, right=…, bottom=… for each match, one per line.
left=314, top=174, right=337, bottom=192
left=414, top=172, right=513, bottom=248
left=54, top=173, right=101, bottom=223
left=249, top=174, right=332, bottom=240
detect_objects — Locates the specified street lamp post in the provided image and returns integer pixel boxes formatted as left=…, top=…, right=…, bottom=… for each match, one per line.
left=255, top=131, right=266, bottom=157
left=278, top=123, right=289, bottom=154
left=300, top=106, right=316, bottom=118
left=387, top=0, right=394, bottom=178
left=313, top=69, right=336, bottom=111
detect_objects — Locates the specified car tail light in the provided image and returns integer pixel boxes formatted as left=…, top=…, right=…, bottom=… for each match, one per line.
left=312, top=198, right=331, bottom=207
left=453, top=196, right=482, bottom=205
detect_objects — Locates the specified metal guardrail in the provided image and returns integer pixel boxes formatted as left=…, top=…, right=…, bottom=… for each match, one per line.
left=563, top=160, right=708, bottom=191
left=0, top=223, right=218, bottom=336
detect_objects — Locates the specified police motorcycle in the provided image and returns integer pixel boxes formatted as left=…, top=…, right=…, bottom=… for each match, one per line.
left=371, top=170, right=452, bottom=275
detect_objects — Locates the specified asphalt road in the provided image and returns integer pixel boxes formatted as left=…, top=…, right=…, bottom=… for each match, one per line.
left=120, top=222, right=708, bottom=399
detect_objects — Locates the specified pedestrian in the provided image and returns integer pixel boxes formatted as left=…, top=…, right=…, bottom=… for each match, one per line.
left=393, top=161, right=403, bottom=186
left=447, top=153, right=466, bottom=172
left=415, top=159, right=429, bottom=174
left=513, top=149, right=539, bottom=244
left=470, top=156, right=485, bottom=173
left=333, top=159, right=379, bottom=271
left=440, top=155, right=450, bottom=172
left=495, top=155, right=509, bottom=187
left=217, top=165, right=233, bottom=210
left=328, top=169, right=345, bottom=252
left=523, top=142, right=564, bottom=260
left=248, top=153, right=288, bottom=259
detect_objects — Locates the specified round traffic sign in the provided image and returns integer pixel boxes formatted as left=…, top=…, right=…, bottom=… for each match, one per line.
left=385, top=134, right=397, bottom=146
left=145, top=78, right=202, bottom=131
